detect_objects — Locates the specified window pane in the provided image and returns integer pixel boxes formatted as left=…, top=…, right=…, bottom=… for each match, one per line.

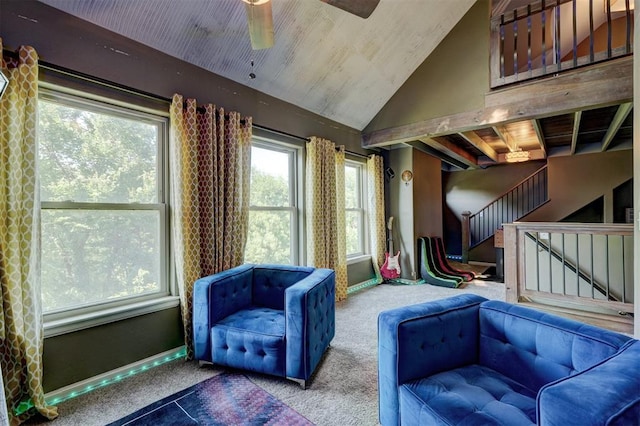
left=39, top=99, right=158, bottom=203
left=41, top=210, right=161, bottom=312
left=345, top=165, right=359, bottom=208
left=346, top=210, right=363, bottom=255
left=245, top=210, right=292, bottom=264
left=250, top=146, right=290, bottom=207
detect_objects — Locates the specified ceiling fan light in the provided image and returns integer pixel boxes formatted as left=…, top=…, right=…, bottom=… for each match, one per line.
left=244, top=0, right=274, bottom=50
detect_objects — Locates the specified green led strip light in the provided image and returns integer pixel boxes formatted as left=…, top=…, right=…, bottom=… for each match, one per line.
left=13, top=347, right=187, bottom=417
left=347, top=277, right=380, bottom=294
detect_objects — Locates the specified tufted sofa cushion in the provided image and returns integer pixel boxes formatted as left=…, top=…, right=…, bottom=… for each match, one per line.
left=212, top=306, right=286, bottom=376
left=400, top=365, right=537, bottom=425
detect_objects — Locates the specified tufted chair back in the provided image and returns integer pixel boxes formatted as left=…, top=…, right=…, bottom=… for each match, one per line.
left=252, top=265, right=315, bottom=310
left=479, top=300, right=631, bottom=392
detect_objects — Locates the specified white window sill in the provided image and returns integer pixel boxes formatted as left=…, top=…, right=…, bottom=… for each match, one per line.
left=43, top=296, right=181, bottom=338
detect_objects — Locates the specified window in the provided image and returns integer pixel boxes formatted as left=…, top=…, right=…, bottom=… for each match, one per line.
left=345, top=161, right=366, bottom=258
left=245, top=140, right=300, bottom=265
left=38, top=89, right=169, bottom=322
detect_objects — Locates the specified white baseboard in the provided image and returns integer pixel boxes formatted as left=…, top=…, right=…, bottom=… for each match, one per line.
left=45, top=346, right=186, bottom=406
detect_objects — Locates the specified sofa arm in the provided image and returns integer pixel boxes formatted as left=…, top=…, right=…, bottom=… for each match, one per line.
left=285, top=268, right=335, bottom=381
left=538, top=340, right=640, bottom=426
left=192, top=264, right=254, bottom=362
left=377, top=294, right=487, bottom=426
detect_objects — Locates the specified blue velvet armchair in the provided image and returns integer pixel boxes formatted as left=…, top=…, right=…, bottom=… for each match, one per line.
left=193, top=264, right=335, bottom=388
left=378, top=294, right=640, bottom=425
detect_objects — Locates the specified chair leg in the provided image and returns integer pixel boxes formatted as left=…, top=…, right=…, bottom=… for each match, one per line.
left=287, top=377, right=306, bottom=390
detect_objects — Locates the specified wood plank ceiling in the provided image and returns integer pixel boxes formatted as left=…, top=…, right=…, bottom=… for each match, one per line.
left=37, top=0, right=476, bottom=131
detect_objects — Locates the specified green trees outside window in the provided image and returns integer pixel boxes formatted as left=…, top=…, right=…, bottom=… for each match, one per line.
left=38, top=92, right=167, bottom=313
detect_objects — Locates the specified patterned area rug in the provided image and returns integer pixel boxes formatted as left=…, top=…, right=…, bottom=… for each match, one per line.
left=107, top=372, right=312, bottom=426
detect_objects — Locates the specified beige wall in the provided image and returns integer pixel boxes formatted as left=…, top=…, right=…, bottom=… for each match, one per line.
left=525, top=151, right=632, bottom=222
left=364, top=0, right=490, bottom=133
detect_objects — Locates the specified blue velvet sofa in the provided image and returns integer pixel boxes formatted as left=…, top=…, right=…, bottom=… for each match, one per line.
left=378, top=294, right=640, bottom=425
left=193, top=264, right=335, bottom=388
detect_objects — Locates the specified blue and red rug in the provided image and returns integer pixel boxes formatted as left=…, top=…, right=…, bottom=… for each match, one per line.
left=108, top=372, right=313, bottom=425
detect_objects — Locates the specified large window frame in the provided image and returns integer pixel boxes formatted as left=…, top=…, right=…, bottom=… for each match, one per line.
left=345, top=159, right=369, bottom=261
left=245, top=136, right=303, bottom=265
left=38, top=86, right=176, bottom=337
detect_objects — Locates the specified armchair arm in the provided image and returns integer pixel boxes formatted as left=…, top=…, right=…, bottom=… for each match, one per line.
left=285, top=268, right=335, bottom=381
left=537, top=340, right=640, bottom=426
left=192, top=264, right=254, bottom=361
left=377, top=294, right=487, bottom=426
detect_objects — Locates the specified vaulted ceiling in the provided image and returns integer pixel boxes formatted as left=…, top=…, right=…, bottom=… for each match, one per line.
left=34, top=0, right=634, bottom=170
left=38, top=0, right=476, bottom=131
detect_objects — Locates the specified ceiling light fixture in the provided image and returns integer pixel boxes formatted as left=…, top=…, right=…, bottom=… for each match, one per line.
left=505, top=148, right=531, bottom=163
left=242, top=0, right=274, bottom=50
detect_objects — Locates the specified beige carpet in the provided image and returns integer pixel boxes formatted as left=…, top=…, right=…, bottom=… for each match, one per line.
left=27, top=280, right=505, bottom=426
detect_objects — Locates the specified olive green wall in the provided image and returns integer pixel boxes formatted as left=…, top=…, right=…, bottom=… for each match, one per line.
left=389, top=148, right=415, bottom=278
left=525, top=151, right=632, bottom=222
left=42, top=308, right=183, bottom=392
left=633, top=10, right=639, bottom=337
left=364, top=0, right=490, bottom=133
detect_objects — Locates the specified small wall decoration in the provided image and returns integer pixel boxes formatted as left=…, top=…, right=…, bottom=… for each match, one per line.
left=401, top=170, right=413, bottom=185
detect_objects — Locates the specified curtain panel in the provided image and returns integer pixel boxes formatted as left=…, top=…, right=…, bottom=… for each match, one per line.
left=0, top=40, right=58, bottom=424
left=305, top=137, right=347, bottom=301
left=169, top=95, right=252, bottom=359
left=367, top=155, right=386, bottom=281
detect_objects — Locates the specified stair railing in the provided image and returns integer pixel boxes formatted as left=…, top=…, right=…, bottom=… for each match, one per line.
left=503, top=222, right=633, bottom=333
left=462, top=165, right=548, bottom=262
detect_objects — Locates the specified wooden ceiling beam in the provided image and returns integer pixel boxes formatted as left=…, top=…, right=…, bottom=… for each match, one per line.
left=531, top=119, right=548, bottom=156
left=601, top=102, right=633, bottom=151
left=570, top=111, right=582, bottom=155
left=492, top=125, right=518, bottom=152
left=362, top=56, right=633, bottom=149
left=417, top=137, right=479, bottom=169
left=459, top=131, right=499, bottom=162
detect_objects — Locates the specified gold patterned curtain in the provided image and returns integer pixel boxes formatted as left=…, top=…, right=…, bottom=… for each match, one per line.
left=306, top=137, right=347, bottom=301
left=0, top=41, right=58, bottom=424
left=367, top=155, right=386, bottom=282
left=169, top=94, right=252, bottom=359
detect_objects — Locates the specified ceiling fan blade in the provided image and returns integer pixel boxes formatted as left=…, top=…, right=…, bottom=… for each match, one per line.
left=243, top=0, right=274, bottom=50
left=320, top=0, right=380, bottom=19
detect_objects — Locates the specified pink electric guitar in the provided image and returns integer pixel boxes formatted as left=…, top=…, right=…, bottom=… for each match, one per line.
left=381, top=216, right=401, bottom=280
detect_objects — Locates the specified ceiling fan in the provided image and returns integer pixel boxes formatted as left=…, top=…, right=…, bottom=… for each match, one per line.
left=243, top=0, right=381, bottom=50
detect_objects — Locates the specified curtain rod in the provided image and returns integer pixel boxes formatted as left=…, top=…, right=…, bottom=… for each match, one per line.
left=6, top=51, right=376, bottom=159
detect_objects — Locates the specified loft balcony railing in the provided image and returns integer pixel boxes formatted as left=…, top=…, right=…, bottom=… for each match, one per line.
left=503, top=222, right=634, bottom=333
left=491, top=0, right=635, bottom=88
